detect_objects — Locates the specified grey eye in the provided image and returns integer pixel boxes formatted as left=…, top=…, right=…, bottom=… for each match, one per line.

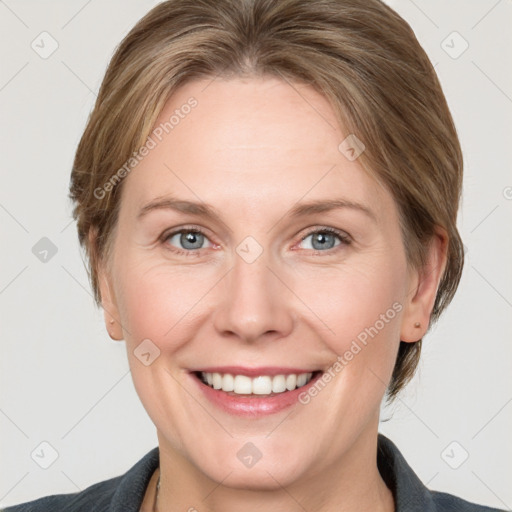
left=301, top=231, right=342, bottom=251
left=167, top=230, right=210, bottom=250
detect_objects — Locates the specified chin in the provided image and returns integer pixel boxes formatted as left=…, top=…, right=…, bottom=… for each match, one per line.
left=205, top=464, right=302, bottom=491
left=192, top=446, right=309, bottom=491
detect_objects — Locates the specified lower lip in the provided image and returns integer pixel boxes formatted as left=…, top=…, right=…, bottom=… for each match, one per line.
left=190, top=372, right=323, bottom=417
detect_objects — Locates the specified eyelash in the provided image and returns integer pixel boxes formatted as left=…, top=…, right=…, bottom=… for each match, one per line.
left=160, top=225, right=351, bottom=257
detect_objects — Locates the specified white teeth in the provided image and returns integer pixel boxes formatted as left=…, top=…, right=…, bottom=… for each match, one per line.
left=285, top=374, right=297, bottom=391
left=222, top=373, right=234, bottom=391
left=297, top=373, right=307, bottom=387
left=272, top=375, right=287, bottom=393
left=200, top=371, right=314, bottom=395
left=212, top=373, right=222, bottom=390
left=252, top=376, right=272, bottom=395
left=233, top=375, right=252, bottom=394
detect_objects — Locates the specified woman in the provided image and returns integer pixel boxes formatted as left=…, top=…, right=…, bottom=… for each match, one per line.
left=3, top=0, right=506, bottom=511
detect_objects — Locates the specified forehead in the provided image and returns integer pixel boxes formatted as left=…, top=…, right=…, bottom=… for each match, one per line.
left=121, top=76, right=393, bottom=219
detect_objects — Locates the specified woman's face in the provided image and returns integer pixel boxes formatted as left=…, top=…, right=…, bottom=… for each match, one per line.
left=99, top=76, right=438, bottom=488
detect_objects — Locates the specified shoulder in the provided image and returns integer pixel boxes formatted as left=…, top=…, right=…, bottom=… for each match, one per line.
left=377, top=433, right=507, bottom=512
left=430, top=489, right=507, bottom=512
left=1, top=446, right=159, bottom=512
left=0, top=476, right=121, bottom=512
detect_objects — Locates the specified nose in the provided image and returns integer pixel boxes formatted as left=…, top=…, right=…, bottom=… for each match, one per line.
left=212, top=246, right=294, bottom=344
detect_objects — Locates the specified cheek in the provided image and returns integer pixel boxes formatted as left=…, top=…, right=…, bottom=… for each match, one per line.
left=114, top=259, right=220, bottom=347
left=292, top=256, right=406, bottom=381
left=300, top=256, right=404, bottom=332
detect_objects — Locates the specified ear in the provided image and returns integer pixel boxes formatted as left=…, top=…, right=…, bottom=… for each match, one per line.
left=400, top=227, right=448, bottom=343
left=89, top=228, right=123, bottom=341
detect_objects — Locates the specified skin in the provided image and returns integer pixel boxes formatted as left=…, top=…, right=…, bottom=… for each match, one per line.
left=95, top=76, right=447, bottom=512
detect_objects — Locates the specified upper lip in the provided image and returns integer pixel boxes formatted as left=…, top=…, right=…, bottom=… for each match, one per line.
left=190, top=366, right=322, bottom=377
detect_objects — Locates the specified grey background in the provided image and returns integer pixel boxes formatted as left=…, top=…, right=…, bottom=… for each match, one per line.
left=0, top=0, right=511, bottom=509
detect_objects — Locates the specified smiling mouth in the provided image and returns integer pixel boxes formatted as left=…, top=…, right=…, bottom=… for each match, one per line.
left=193, top=370, right=323, bottom=396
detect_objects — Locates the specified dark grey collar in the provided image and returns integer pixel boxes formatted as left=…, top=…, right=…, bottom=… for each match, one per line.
left=377, top=433, right=436, bottom=511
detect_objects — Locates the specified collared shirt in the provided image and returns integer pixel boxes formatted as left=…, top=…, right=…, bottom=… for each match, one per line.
left=2, top=433, right=506, bottom=511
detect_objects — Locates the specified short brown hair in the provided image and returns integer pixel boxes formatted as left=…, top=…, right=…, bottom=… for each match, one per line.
left=69, top=0, right=464, bottom=403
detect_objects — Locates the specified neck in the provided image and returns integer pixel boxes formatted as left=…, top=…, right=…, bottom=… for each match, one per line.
left=152, top=423, right=394, bottom=512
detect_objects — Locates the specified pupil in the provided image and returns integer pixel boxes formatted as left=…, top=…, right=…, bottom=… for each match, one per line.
left=182, top=231, right=202, bottom=249
left=313, top=232, right=334, bottom=250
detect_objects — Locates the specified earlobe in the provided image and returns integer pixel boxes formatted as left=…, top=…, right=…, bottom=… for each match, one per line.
left=106, top=314, right=123, bottom=341
left=400, top=227, right=448, bottom=343
left=89, top=228, right=124, bottom=342
left=99, top=264, right=124, bottom=342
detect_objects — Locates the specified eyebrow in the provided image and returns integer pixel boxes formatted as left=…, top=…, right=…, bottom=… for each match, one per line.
left=137, top=196, right=376, bottom=223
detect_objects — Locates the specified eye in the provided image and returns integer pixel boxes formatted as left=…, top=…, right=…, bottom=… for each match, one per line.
left=160, top=226, right=351, bottom=257
left=161, top=227, right=214, bottom=255
left=298, top=227, right=351, bottom=254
